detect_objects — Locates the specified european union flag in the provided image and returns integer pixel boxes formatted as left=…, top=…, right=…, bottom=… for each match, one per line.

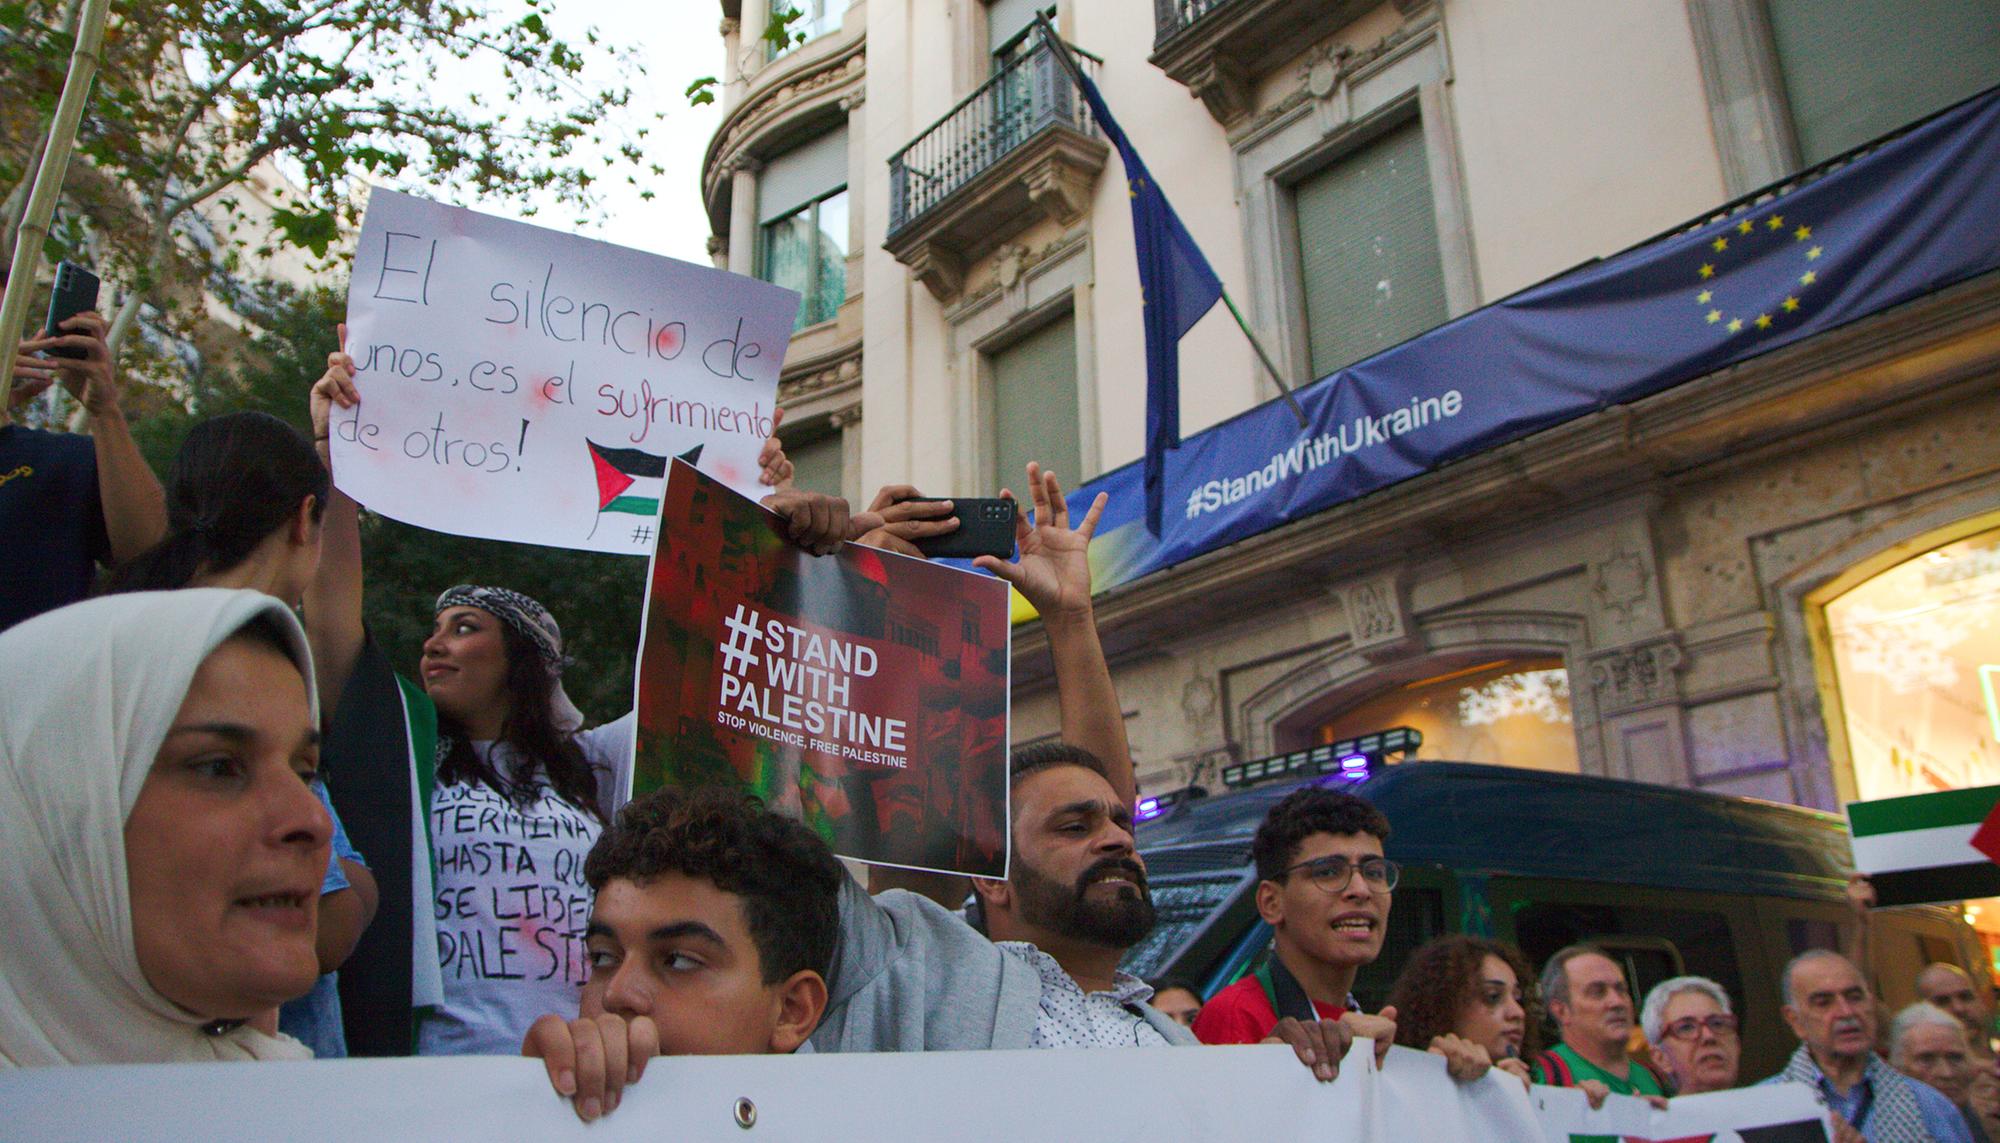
left=1072, top=71, right=1224, bottom=535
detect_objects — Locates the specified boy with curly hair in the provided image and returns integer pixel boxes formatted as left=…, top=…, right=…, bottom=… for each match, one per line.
left=522, top=786, right=844, bottom=1121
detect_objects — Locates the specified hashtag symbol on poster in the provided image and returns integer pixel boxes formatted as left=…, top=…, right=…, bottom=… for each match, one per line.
left=631, top=524, right=653, bottom=545
left=719, top=603, right=763, bottom=675
left=1185, top=486, right=1204, bottom=520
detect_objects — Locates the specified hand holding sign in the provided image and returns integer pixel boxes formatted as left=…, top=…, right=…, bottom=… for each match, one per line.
left=339, top=190, right=800, bottom=555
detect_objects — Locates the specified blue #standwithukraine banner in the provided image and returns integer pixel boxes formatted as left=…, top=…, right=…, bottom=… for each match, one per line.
left=1063, top=87, right=2000, bottom=599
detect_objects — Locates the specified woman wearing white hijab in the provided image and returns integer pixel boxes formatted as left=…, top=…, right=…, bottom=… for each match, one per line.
left=0, top=588, right=330, bottom=1065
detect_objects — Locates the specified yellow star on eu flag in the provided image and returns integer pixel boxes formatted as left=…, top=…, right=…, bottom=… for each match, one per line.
left=1699, top=263, right=1715, bottom=279
left=1767, top=215, right=1785, bottom=230
left=1807, top=246, right=1822, bottom=260
left=1697, top=290, right=1713, bottom=304
left=1755, top=313, right=1772, bottom=329
left=1794, top=225, right=1812, bottom=241
left=1782, top=296, right=1800, bottom=312
left=1801, top=270, right=1817, bottom=285
left=1712, top=237, right=1729, bottom=252
left=1737, top=219, right=1755, bottom=235
left=1706, top=309, right=1722, bottom=323
left=1727, top=318, right=1743, bottom=333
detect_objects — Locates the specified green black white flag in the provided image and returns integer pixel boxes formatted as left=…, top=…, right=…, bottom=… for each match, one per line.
left=1847, top=785, right=2000, bottom=906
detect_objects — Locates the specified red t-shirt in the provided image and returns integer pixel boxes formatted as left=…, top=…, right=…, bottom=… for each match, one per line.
left=1192, top=975, right=1348, bottom=1045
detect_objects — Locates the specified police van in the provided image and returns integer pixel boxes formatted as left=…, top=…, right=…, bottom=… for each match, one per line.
left=1122, top=755, right=1982, bottom=1079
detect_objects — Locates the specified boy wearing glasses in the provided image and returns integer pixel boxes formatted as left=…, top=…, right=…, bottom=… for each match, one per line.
left=1641, top=975, right=1742, bottom=1095
left=1193, top=788, right=1400, bottom=1045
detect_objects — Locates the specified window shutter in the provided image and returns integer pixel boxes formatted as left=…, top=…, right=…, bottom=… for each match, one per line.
left=758, top=127, right=850, bottom=224
left=986, top=0, right=1046, bottom=51
left=989, top=312, right=1081, bottom=493
left=1295, top=119, right=1449, bottom=380
left=787, top=431, right=845, bottom=498
left=1767, top=0, right=2000, bottom=165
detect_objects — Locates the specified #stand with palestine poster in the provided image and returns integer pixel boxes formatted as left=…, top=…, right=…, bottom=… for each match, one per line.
left=1847, top=785, right=2000, bottom=906
left=632, top=460, right=1013, bottom=878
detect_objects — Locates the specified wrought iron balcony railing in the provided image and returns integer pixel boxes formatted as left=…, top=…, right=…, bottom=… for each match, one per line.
left=1152, top=0, right=1234, bottom=48
left=886, top=27, right=1102, bottom=238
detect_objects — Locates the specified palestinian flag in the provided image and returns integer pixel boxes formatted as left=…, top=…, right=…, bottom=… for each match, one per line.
left=1847, top=784, right=2000, bottom=906
left=589, top=441, right=702, bottom=517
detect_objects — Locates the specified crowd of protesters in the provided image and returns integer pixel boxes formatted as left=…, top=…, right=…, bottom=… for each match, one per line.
left=3, top=315, right=1999, bottom=1143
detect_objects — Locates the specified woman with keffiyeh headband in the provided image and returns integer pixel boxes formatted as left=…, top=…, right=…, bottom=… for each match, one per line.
left=301, top=330, right=868, bottom=1057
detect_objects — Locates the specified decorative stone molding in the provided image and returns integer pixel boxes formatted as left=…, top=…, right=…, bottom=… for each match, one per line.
left=1589, top=545, right=1652, bottom=627
left=828, top=403, right=863, bottom=430
left=1332, top=573, right=1418, bottom=661
left=777, top=344, right=862, bottom=405
left=719, top=16, right=739, bottom=36
left=1022, top=151, right=1097, bottom=226
left=838, top=90, right=865, bottom=113
left=903, top=241, right=967, bottom=302
left=1587, top=637, right=1686, bottom=716
left=1187, top=55, right=1252, bottom=126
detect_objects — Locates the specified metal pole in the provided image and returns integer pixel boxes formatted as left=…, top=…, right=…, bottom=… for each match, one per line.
left=0, top=0, right=112, bottom=421
left=1030, top=12, right=1310, bottom=430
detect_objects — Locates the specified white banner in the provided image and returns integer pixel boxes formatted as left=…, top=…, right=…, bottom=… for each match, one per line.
left=338, top=189, right=799, bottom=555
left=1531, top=1080, right=1830, bottom=1141
left=0, top=1043, right=1545, bottom=1142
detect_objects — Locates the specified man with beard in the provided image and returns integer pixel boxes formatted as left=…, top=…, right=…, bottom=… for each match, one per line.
left=1766, top=950, right=1974, bottom=1142
left=1194, top=788, right=1396, bottom=1045
left=962, top=743, right=1190, bottom=1046
left=1532, top=945, right=1666, bottom=1099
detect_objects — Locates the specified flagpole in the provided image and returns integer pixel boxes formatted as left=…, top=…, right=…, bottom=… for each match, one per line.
left=1032, top=12, right=1310, bottom=431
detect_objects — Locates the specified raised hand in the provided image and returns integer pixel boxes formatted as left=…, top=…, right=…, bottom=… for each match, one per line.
left=522, top=1011, right=661, bottom=1124
left=973, top=462, right=1106, bottom=622
left=758, top=407, right=794, bottom=489
left=14, top=311, right=117, bottom=414
left=853, top=484, right=959, bottom=557
left=309, top=323, right=360, bottom=468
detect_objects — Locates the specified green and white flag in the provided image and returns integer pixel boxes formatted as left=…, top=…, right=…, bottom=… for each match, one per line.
left=1847, top=785, right=2000, bottom=906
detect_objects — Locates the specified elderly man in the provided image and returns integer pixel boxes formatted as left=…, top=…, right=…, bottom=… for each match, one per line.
left=1917, top=965, right=1996, bottom=1060
left=1767, top=950, right=1974, bottom=1142
left=1891, top=1003, right=1992, bottom=1143
left=1643, top=975, right=1741, bottom=1095
left=1532, top=945, right=1666, bottom=1097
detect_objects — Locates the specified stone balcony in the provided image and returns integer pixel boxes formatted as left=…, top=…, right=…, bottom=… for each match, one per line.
left=1150, top=0, right=1393, bottom=126
left=884, top=27, right=1107, bottom=302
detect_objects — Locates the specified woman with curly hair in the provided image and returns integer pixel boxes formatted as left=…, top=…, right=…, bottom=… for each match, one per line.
left=1387, top=934, right=1539, bottom=1087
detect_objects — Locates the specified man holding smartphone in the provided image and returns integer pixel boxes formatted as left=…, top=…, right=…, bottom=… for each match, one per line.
left=1, top=293, right=167, bottom=630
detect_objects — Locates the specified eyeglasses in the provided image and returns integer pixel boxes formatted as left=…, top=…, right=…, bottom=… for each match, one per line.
left=1662, top=1014, right=1739, bottom=1041
left=1281, top=854, right=1400, bottom=894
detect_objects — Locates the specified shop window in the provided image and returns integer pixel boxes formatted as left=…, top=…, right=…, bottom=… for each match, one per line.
left=1308, top=658, right=1578, bottom=773
left=1821, top=526, right=2000, bottom=801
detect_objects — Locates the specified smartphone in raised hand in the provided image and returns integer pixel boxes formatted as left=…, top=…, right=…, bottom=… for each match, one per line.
left=903, top=496, right=1017, bottom=560
left=43, top=261, right=100, bottom=360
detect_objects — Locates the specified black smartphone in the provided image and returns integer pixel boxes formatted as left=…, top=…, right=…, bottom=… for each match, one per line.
left=44, top=260, right=99, bottom=360
left=905, top=496, right=1017, bottom=560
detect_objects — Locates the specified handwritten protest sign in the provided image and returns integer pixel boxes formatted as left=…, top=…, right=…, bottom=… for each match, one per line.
left=633, top=462, right=1012, bottom=878
left=339, top=189, right=799, bottom=554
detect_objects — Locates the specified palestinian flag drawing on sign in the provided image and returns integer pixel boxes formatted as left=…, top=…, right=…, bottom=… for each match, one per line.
left=1594, top=1122, right=1826, bottom=1142
left=588, top=441, right=703, bottom=537
left=1848, top=784, right=2000, bottom=907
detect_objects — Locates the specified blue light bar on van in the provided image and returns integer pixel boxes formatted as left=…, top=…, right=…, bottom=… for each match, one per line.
left=1218, top=727, right=1423, bottom=788
left=1134, top=784, right=1207, bottom=821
